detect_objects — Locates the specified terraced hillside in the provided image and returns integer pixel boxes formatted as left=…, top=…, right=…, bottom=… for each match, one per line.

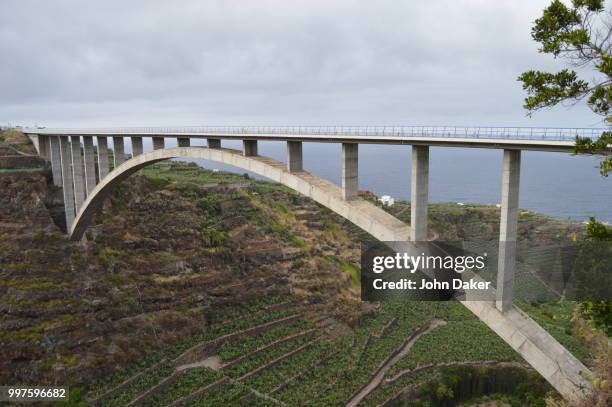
left=86, top=296, right=553, bottom=406
left=0, top=156, right=370, bottom=392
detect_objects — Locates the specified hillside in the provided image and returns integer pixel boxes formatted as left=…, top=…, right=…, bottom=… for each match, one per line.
left=0, top=132, right=595, bottom=406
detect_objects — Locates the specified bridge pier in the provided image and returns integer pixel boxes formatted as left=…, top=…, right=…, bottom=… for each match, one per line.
left=132, top=137, right=143, bottom=156
left=177, top=137, right=190, bottom=147
left=83, top=136, right=97, bottom=195
left=410, top=145, right=429, bottom=241
left=70, top=136, right=86, bottom=211
left=153, top=136, right=165, bottom=150
left=208, top=138, right=221, bottom=149
left=59, top=137, right=76, bottom=228
left=342, top=143, right=358, bottom=200
left=49, top=136, right=63, bottom=187
left=97, top=137, right=110, bottom=179
left=113, top=137, right=125, bottom=168
left=496, top=149, right=521, bottom=313
left=287, top=141, right=303, bottom=172
left=243, top=140, right=258, bottom=156
left=38, top=135, right=50, bottom=160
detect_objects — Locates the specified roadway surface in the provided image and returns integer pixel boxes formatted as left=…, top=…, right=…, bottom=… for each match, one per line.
left=23, top=126, right=610, bottom=152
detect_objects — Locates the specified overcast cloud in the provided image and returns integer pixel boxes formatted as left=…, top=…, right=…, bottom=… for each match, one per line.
left=0, top=0, right=604, bottom=127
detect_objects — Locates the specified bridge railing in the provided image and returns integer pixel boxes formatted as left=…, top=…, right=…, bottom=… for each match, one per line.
left=25, top=126, right=607, bottom=141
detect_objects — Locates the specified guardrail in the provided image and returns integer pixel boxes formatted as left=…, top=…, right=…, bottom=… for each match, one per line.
left=23, top=126, right=608, bottom=141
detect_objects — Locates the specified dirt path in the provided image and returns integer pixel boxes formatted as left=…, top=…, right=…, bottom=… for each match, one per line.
left=345, top=319, right=446, bottom=407
left=177, top=355, right=222, bottom=371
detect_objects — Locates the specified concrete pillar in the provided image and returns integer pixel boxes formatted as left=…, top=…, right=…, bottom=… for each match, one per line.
left=113, top=136, right=125, bottom=168
left=342, top=143, right=358, bottom=200
left=153, top=136, right=165, bottom=150
left=410, top=145, right=429, bottom=241
left=177, top=137, right=190, bottom=147
left=131, top=136, right=143, bottom=157
left=496, top=149, right=521, bottom=313
left=208, top=138, right=221, bottom=149
left=83, top=136, right=97, bottom=195
left=27, top=134, right=40, bottom=154
left=70, top=136, right=86, bottom=212
left=49, top=136, right=63, bottom=187
left=287, top=141, right=303, bottom=172
left=38, top=135, right=50, bottom=160
left=59, top=137, right=76, bottom=229
left=97, top=136, right=110, bottom=180
left=243, top=140, right=257, bottom=156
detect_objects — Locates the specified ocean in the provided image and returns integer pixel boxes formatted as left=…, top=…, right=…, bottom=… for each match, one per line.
left=171, top=139, right=611, bottom=222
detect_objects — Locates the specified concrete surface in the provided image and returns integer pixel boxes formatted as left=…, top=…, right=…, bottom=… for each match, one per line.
left=153, top=137, right=165, bottom=150
left=113, top=136, right=125, bottom=167
left=287, top=141, right=303, bottom=172
left=410, top=145, right=429, bottom=241
left=243, top=140, right=257, bottom=156
left=496, top=149, right=521, bottom=312
left=70, top=136, right=86, bottom=211
left=131, top=137, right=143, bottom=156
left=83, top=136, right=97, bottom=195
left=96, top=136, right=109, bottom=180
left=59, top=137, right=75, bottom=228
left=342, top=143, right=358, bottom=200
left=49, top=136, right=62, bottom=186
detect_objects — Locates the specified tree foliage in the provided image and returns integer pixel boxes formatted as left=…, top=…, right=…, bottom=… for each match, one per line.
left=578, top=217, right=612, bottom=335
left=518, top=0, right=612, bottom=175
left=520, top=1, right=612, bottom=336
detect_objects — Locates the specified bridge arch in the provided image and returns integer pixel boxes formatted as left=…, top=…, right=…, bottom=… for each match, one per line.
left=70, top=146, right=410, bottom=241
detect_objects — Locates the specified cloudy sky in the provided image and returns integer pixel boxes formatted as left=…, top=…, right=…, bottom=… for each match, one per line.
left=0, top=0, right=604, bottom=127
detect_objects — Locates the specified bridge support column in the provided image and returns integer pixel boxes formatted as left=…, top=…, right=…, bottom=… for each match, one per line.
left=342, top=143, right=358, bottom=200
left=177, top=137, right=190, bottom=147
left=287, top=141, right=303, bottom=172
left=38, top=135, right=50, bottom=160
left=153, top=136, right=165, bottom=150
left=97, top=137, right=109, bottom=179
left=83, top=136, right=97, bottom=195
left=496, top=149, right=521, bottom=313
left=410, top=145, right=429, bottom=241
left=49, top=136, right=63, bottom=187
left=243, top=140, right=257, bottom=156
left=59, top=137, right=76, bottom=229
left=113, top=136, right=125, bottom=168
left=70, top=136, right=86, bottom=211
left=131, top=137, right=143, bottom=156
left=208, top=138, right=221, bottom=149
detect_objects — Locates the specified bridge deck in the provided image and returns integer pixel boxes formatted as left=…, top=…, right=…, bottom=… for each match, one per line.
left=23, top=126, right=610, bottom=152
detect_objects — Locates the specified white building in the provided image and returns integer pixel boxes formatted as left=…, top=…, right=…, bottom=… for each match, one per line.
left=379, top=195, right=395, bottom=207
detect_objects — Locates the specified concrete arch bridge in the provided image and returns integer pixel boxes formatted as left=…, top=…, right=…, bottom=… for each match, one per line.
left=24, top=126, right=611, bottom=403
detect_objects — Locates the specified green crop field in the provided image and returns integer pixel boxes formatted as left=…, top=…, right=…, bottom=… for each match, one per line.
left=83, top=290, right=589, bottom=406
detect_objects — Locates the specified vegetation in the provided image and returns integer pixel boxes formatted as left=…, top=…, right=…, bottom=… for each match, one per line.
left=217, top=318, right=313, bottom=362
left=518, top=0, right=612, bottom=175
left=99, top=361, right=175, bottom=407
left=81, top=297, right=566, bottom=406
left=142, top=367, right=222, bottom=406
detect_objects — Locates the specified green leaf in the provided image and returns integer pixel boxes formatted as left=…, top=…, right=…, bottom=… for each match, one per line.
left=518, top=69, right=589, bottom=112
